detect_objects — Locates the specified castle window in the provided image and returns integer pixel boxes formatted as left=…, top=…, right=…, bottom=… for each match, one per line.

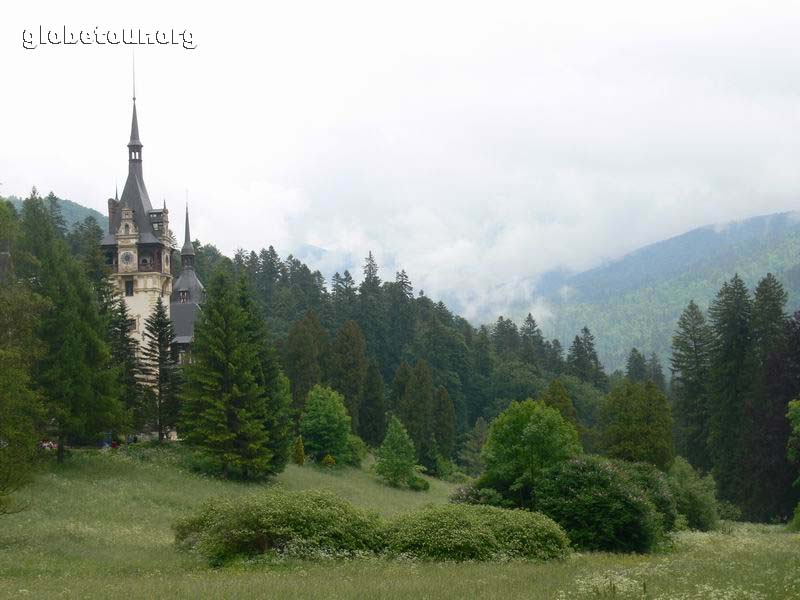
left=124, top=224, right=130, bottom=234
left=179, top=290, right=188, bottom=304
left=125, top=280, right=134, bottom=297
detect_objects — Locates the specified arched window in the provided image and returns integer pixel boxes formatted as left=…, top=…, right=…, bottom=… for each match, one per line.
left=124, top=224, right=130, bottom=234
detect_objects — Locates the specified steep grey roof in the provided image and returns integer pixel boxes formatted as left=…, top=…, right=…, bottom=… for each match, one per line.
left=102, top=100, right=159, bottom=246
left=170, top=302, right=200, bottom=345
left=171, top=268, right=205, bottom=303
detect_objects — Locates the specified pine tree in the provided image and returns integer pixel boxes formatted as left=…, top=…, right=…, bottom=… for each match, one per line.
left=284, top=311, right=327, bottom=414
left=20, top=193, right=121, bottom=462
left=708, top=274, right=756, bottom=503
left=141, top=297, right=181, bottom=441
left=742, top=274, right=795, bottom=520
left=398, top=360, right=435, bottom=468
left=359, top=361, right=386, bottom=446
left=390, top=361, right=414, bottom=416
left=519, top=313, right=545, bottom=367
left=600, top=379, right=674, bottom=470
left=375, top=416, right=419, bottom=487
left=647, top=352, right=667, bottom=392
left=330, top=320, right=368, bottom=432
left=181, top=267, right=271, bottom=479
left=236, top=273, right=293, bottom=475
left=432, top=386, right=456, bottom=459
left=458, top=417, right=488, bottom=477
left=671, top=300, right=714, bottom=472
left=540, top=378, right=578, bottom=425
left=107, top=296, right=143, bottom=429
left=625, top=348, right=648, bottom=383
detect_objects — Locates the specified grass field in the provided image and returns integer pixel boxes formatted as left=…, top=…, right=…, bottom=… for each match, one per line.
left=0, top=448, right=798, bottom=599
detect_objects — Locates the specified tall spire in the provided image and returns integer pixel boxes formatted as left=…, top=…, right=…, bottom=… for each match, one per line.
left=128, top=54, right=142, bottom=153
left=182, top=201, right=195, bottom=258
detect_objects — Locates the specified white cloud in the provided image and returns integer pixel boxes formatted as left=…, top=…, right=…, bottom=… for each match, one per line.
left=3, top=0, right=800, bottom=325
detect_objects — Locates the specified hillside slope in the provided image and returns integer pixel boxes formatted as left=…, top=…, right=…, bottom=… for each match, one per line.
left=539, top=211, right=800, bottom=372
left=7, top=195, right=108, bottom=231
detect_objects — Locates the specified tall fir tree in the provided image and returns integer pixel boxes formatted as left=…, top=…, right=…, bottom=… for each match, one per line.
left=398, top=360, right=435, bottom=468
left=708, top=274, right=757, bottom=504
left=107, top=296, right=143, bottom=430
left=20, top=193, right=121, bottom=462
left=283, top=311, right=327, bottom=415
left=625, top=348, right=648, bottom=383
left=181, top=267, right=272, bottom=479
left=359, top=361, right=386, bottom=446
left=647, top=352, right=667, bottom=392
left=330, top=320, right=368, bottom=432
left=670, top=300, right=714, bottom=472
left=519, top=313, right=546, bottom=367
left=141, top=297, right=182, bottom=441
left=236, top=273, right=293, bottom=475
left=390, top=361, right=414, bottom=416
left=432, top=386, right=456, bottom=459
left=742, top=274, right=796, bottom=520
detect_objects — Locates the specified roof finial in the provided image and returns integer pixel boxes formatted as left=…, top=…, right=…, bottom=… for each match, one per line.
left=182, top=193, right=195, bottom=257
left=115, top=184, right=119, bottom=201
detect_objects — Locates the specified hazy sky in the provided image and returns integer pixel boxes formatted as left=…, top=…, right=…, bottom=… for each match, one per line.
left=3, top=1, right=800, bottom=322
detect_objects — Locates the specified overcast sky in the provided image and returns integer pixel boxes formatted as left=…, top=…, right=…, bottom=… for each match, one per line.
left=3, top=1, right=800, bottom=323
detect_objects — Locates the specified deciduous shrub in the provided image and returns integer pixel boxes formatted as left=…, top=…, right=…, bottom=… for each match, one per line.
left=448, top=484, right=508, bottom=507
left=341, top=434, right=368, bottom=467
left=383, top=503, right=568, bottom=561
left=292, top=436, right=305, bottom=466
left=173, top=489, right=382, bottom=564
left=667, top=457, right=719, bottom=531
left=620, top=461, right=678, bottom=532
left=535, top=456, right=662, bottom=553
left=300, top=386, right=351, bottom=462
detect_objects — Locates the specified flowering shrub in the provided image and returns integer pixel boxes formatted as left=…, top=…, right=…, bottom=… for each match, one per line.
left=173, top=489, right=382, bottom=564
left=620, top=461, right=679, bottom=532
left=667, top=457, right=719, bottom=531
left=383, top=503, right=569, bottom=561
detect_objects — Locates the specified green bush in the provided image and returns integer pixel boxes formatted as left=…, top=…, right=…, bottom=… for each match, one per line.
left=383, top=503, right=568, bottom=561
left=620, top=461, right=678, bottom=532
left=448, top=484, right=509, bottom=507
left=374, top=416, right=422, bottom=488
left=535, top=456, right=662, bottom=553
left=173, top=489, right=382, bottom=564
left=300, top=386, right=351, bottom=462
left=667, top=457, right=719, bottom=532
left=407, top=475, right=429, bottom=491
left=341, top=434, right=368, bottom=467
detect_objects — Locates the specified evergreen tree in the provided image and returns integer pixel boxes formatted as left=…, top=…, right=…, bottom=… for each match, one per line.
left=358, top=251, right=387, bottom=368
left=20, top=193, right=121, bottom=462
left=540, top=378, right=578, bottom=426
left=567, top=334, right=590, bottom=382
left=670, top=300, right=713, bottom=472
left=283, top=311, right=327, bottom=415
left=625, top=348, right=648, bottom=383
left=707, top=274, right=756, bottom=504
left=432, top=386, right=456, bottom=459
left=458, top=416, right=488, bottom=477
left=292, top=436, right=305, bottom=466
left=742, top=275, right=795, bottom=520
left=491, top=316, right=520, bottom=357
left=330, top=320, right=368, bottom=431
left=299, top=385, right=351, bottom=462
left=647, top=352, right=667, bottom=392
left=600, top=380, right=674, bottom=470
left=359, top=361, right=386, bottom=446
left=236, top=273, right=293, bottom=475
left=181, top=267, right=271, bottom=479
left=390, top=361, right=414, bottom=416
left=519, top=313, right=546, bottom=367
left=107, top=296, right=143, bottom=429
left=398, top=360, right=435, bottom=468
left=375, top=416, right=419, bottom=487
left=141, top=297, right=181, bottom=441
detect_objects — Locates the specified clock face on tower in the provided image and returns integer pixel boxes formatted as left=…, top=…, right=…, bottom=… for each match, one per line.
left=121, top=251, right=134, bottom=266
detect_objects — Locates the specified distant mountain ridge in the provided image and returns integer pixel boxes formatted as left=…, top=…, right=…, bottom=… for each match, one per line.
left=539, top=211, right=800, bottom=372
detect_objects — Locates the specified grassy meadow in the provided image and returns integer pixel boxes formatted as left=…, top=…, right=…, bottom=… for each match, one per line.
left=0, top=449, right=798, bottom=599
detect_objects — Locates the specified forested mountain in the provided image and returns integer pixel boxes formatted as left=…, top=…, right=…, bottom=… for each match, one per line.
left=7, top=194, right=108, bottom=232
left=538, top=211, right=800, bottom=371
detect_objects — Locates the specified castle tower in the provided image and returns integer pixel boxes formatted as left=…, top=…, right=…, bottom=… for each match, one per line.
left=170, top=203, right=204, bottom=362
left=101, top=96, right=173, bottom=344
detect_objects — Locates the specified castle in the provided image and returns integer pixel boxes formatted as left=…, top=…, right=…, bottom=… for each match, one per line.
left=100, top=95, right=203, bottom=359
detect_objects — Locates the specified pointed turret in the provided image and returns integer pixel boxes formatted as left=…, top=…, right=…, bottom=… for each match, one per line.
left=128, top=100, right=142, bottom=160
left=181, top=203, right=196, bottom=261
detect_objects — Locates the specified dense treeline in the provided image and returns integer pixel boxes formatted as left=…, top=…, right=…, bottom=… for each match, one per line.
left=671, top=274, right=800, bottom=521
left=3, top=191, right=799, bottom=527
